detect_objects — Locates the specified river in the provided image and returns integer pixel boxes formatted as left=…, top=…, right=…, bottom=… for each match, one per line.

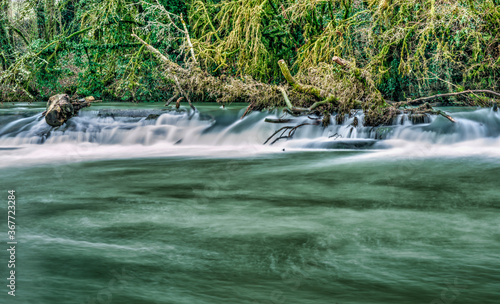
left=0, top=102, right=499, bottom=304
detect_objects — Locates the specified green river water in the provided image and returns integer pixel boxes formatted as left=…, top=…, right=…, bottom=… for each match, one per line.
left=0, top=102, right=499, bottom=304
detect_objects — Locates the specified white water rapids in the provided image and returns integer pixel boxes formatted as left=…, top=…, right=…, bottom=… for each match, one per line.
left=1, top=105, right=500, bottom=168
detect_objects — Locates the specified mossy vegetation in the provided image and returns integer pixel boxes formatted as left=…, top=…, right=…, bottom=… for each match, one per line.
left=0, top=0, right=499, bottom=125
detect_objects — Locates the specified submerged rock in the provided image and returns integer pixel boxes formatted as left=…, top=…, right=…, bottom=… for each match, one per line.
left=97, top=109, right=169, bottom=118
left=410, top=114, right=430, bottom=125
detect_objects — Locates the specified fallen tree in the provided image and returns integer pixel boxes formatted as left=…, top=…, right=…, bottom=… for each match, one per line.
left=275, top=58, right=463, bottom=127
left=43, top=94, right=93, bottom=127
left=10, top=0, right=497, bottom=133
left=130, top=30, right=498, bottom=131
left=263, top=122, right=318, bottom=145
left=406, top=90, right=500, bottom=106
left=126, top=6, right=500, bottom=133
left=130, top=33, right=314, bottom=110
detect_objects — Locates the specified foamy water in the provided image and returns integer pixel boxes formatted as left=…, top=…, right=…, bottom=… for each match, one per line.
left=1, top=104, right=500, bottom=168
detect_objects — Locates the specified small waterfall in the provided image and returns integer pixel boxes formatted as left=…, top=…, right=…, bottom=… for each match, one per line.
left=1, top=106, right=500, bottom=164
left=2, top=107, right=500, bottom=146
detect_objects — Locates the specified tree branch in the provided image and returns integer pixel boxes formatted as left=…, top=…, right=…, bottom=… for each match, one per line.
left=408, top=90, right=500, bottom=105
left=131, top=33, right=184, bottom=71
left=278, top=59, right=328, bottom=99
left=180, top=13, right=197, bottom=64
left=173, top=75, right=196, bottom=111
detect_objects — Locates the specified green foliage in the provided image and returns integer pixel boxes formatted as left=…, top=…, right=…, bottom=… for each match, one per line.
left=160, top=0, right=188, bottom=16
left=0, top=0, right=13, bottom=70
left=191, top=0, right=500, bottom=101
left=0, top=0, right=499, bottom=103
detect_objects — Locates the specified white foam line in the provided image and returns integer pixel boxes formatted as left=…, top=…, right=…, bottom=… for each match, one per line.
left=0, top=142, right=284, bottom=168
left=24, top=234, right=157, bottom=252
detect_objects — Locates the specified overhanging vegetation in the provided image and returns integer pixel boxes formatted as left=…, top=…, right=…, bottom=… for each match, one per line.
left=0, top=0, right=499, bottom=125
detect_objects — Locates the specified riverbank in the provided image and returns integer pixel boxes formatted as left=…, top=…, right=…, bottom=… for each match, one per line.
left=1, top=1, right=499, bottom=115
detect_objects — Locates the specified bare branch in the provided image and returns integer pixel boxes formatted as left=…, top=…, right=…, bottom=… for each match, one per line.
left=408, top=90, right=500, bottom=105
left=131, top=33, right=185, bottom=72
left=154, top=0, right=185, bottom=33
left=173, top=75, right=196, bottom=111
left=180, top=13, right=197, bottom=64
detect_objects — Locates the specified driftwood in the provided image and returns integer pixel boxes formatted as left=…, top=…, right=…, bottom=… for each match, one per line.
left=436, top=110, right=456, bottom=123
left=43, top=94, right=91, bottom=127
left=402, top=102, right=456, bottom=123
left=263, top=122, right=318, bottom=145
left=173, top=75, right=196, bottom=111
left=240, top=102, right=254, bottom=119
left=264, top=118, right=294, bottom=123
left=175, top=97, right=184, bottom=109
left=165, top=93, right=180, bottom=106
left=407, top=90, right=500, bottom=105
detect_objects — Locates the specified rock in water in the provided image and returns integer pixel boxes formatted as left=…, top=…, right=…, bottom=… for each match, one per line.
left=410, top=113, right=429, bottom=125
left=44, top=94, right=91, bottom=127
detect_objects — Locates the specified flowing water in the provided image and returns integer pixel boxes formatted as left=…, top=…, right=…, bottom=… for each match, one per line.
left=0, top=102, right=499, bottom=304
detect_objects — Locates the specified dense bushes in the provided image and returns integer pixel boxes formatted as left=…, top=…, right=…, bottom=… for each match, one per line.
left=0, top=0, right=499, bottom=103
